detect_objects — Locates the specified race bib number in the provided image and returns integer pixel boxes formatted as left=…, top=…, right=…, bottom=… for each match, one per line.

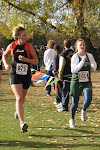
left=78, top=71, right=89, bottom=82
left=16, top=63, right=28, bottom=75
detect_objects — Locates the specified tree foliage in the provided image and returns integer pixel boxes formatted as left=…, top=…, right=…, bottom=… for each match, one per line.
left=0, top=0, right=99, bottom=41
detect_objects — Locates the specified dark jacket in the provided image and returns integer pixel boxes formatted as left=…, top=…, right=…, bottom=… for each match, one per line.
left=58, top=48, right=74, bottom=80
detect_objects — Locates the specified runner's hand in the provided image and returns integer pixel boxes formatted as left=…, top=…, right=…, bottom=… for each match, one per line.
left=83, top=55, right=87, bottom=61
left=5, top=64, right=10, bottom=71
left=18, top=55, right=26, bottom=62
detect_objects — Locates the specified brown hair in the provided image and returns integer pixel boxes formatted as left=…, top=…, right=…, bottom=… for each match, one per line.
left=74, top=38, right=85, bottom=53
left=47, top=40, right=55, bottom=49
left=63, top=39, right=71, bottom=48
left=12, top=25, right=25, bottom=40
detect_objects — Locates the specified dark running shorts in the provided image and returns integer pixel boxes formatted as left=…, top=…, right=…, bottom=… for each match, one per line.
left=10, top=74, right=31, bottom=89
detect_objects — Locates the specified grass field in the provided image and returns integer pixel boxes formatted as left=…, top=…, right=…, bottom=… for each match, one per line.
left=0, top=61, right=100, bottom=150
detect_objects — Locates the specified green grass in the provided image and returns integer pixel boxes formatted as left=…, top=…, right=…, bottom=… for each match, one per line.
left=0, top=60, right=100, bottom=150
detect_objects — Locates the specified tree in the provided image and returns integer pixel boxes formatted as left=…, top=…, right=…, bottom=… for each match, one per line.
left=0, top=0, right=99, bottom=51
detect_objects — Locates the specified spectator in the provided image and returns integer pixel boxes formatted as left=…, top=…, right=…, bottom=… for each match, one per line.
left=58, top=39, right=74, bottom=112
left=44, top=40, right=55, bottom=96
left=53, top=44, right=63, bottom=111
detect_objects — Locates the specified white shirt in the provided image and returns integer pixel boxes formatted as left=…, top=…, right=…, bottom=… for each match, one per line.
left=71, top=52, right=97, bottom=73
left=44, top=48, right=54, bottom=70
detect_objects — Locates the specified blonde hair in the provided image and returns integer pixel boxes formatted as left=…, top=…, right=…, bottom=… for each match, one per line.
left=47, top=40, right=55, bottom=49
left=74, top=38, right=86, bottom=53
left=12, top=24, right=25, bottom=40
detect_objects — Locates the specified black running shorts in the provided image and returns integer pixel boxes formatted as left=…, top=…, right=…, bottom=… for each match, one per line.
left=10, top=74, right=31, bottom=89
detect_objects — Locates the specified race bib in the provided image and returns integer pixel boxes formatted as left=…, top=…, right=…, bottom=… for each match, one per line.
left=78, top=71, right=89, bottom=82
left=16, top=63, right=28, bottom=75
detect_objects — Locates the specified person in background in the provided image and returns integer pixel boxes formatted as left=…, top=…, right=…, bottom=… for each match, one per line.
left=39, top=45, right=44, bottom=67
left=30, top=45, right=40, bottom=86
left=34, top=45, right=40, bottom=71
left=69, top=38, right=97, bottom=128
left=58, top=39, right=74, bottom=112
left=44, top=40, right=55, bottom=96
left=2, top=25, right=38, bottom=132
left=30, top=63, right=37, bottom=87
left=1, top=47, right=6, bottom=54
left=53, top=44, right=63, bottom=111
left=0, top=48, right=3, bottom=93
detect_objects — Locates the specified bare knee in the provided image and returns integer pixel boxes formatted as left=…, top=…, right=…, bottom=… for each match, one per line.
left=16, top=96, right=24, bottom=104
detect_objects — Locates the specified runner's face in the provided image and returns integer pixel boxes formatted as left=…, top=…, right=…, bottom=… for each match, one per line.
left=18, top=30, right=27, bottom=44
left=77, top=41, right=86, bottom=55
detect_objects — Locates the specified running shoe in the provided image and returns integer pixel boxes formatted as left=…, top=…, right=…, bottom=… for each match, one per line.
left=20, top=122, right=28, bottom=133
left=81, top=109, right=87, bottom=121
left=69, top=119, right=75, bottom=128
left=15, top=112, right=18, bottom=119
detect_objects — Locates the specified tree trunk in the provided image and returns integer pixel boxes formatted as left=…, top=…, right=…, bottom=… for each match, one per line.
left=73, top=0, right=98, bottom=65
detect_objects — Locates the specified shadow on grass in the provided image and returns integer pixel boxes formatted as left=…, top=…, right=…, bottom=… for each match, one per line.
left=0, top=99, right=14, bottom=102
left=68, top=127, right=100, bottom=134
left=30, top=126, right=100, bottom=135
left=0, top=140, right=100, bottom=149
left=29, top=133, right=100, bottom=139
